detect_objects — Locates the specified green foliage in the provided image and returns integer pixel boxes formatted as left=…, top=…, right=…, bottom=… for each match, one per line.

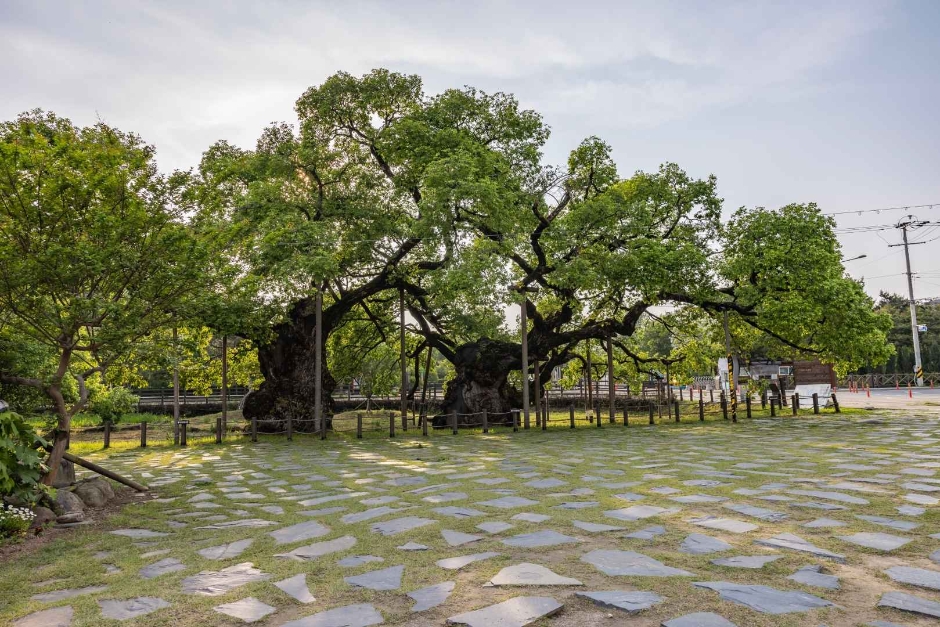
left=867, top=292, right=940, bottom=374
left=87, top=383, right=138, bottom=424
left=0, top=505, right=35, bottom=538
left=0, top=411, right=49, bottom=505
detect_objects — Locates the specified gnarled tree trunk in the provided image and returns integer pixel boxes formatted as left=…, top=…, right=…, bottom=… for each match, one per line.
left=243, top=298, right=334, bottom=432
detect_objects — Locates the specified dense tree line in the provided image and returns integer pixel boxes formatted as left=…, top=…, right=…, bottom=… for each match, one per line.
left=1, top=69, right=894, bottom=479
left=855, top=293, right=940, bottom=374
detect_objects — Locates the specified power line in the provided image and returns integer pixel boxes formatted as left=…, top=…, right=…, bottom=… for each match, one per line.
left=823, top=202, right=940, bottom=217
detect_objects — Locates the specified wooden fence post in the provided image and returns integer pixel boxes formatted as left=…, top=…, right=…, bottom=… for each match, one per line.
left=792, top=393, right=799, bottom=416
left=699, top=395, right=705, bottom=421
left=421, top=410, right=428, bottom=437
left=512, top=409, right=519, bottom=432
left=831, top=393, right=840, bottom=413
left=180, top=421, right=188, bottom=446
left=140, top=421, right=147, bottom=448
left=357, top=413, right=363, bottom=439
left=674, top=399, right=680, bottom=423
left=770, top=398, right=777, bottom=417
left=812, top=393, right=820, bottom=414
left=216, top=417, right=222, bottom=444
left=745, top=395, right=752, bottom=419
left=761, top=389, right=767, bottom=409
left=251, top=416, right=258, bottom=442
left=569, top=404, right=575, bottom=429
left=482, top=409, right=488, bottom=434
left=389, top=412, right=395, bottom=438
left=287, top=415, right=293, bottom=441
left=402, top=411, right=408, bottom=432
left=648, top=402, right=655, bottom=425
left=451, top=410, right=458, bottom=435
left=710, top=389, right=714, bottom=403
left=623, top=406, right=629, bottom=427
left=721, top=392, right=728, bottom=420
left=103, top=421, right=111, bottom=449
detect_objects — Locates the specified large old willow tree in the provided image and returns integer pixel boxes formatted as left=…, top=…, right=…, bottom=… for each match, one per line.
left=200, top=69, right=890, bottom=426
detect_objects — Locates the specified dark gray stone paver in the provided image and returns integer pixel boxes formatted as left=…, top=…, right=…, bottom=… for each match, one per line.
left=181, top=562, right=270, bottom=596
left=836, top=532, right=911, bottom=551
left=680, top=534, right=732, bottom=555
left=13, top=606, right=74, bottom=627
left=30, top=586, right=108, bottom=602
left=581, top=550, right=693, bottom=577
left=502, top=530, right=580, bottom=548
left=884, top=565, right=940, bottom=591
left=693, top=581, right=834, bottom=614
left=788, top=564, right=839, bottom=589
left=576, top=590, right=664, bottom=613
left=662, top=612, right=737, bottom=627
left=624, top=525, right=666, bottom=540
left=275, top=535, right=356, bottom=561
left=446, top=596, right=563, bottom=626
left=213, top=597, right=275, bottom=623
left=140, top=558, right=185, bottom=579
left=198, top=539, right=253, bottom=560
left=269, top=520, right=331, bottom=545
left=280, top=603, right=384, bottom=626
left=110, top=529, right=168, bottom=539
left=409, top=581, right=455, bottom=612
left=711, top=555, right=781, bottom=569
left=371, top=517, right=437, bottom=536
left=755, top=533, right=845, bottom=562
left=275, top=573, right=316, bottom=603
left=487, top=563, right=582, bottom=586
left=878, top=590, right=940, bottom=618
left=437, top=552, right=501, bottom=570
left=344, top=565, right=404, bottom=590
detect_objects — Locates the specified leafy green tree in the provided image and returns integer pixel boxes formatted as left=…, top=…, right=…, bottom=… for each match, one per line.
left=0, top=111, right=204, bottom=483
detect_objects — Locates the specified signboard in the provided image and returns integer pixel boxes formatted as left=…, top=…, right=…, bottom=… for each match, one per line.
left=918, top=324, right=928, bottom=332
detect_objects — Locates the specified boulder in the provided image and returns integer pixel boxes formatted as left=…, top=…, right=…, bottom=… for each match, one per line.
left=31, top=506, right=56, bottom=528
left=56, top=511, right=85, bottom=524
left=73, top=478, right=114, bottom=508
left=53, top=489, right=85, bottom=516
left=52, top=459, right=75, bottom=488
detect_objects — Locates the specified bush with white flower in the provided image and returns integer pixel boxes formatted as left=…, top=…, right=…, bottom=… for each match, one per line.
left=0, top=505, right=35, bottom=537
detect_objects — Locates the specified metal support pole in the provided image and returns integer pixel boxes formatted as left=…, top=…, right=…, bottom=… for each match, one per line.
left=898, top=219, right=925, bottom=386
left=520, top=298, right=530, bottom=428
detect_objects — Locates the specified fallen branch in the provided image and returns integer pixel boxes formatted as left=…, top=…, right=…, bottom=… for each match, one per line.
left=60, top=452, right=149, bottom=492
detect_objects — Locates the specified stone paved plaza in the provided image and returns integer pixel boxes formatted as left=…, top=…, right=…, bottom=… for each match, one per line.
left=6, top=414, right=940, bottom=626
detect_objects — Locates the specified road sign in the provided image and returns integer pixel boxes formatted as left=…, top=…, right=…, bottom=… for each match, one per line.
left=918, top=324, right=928, bottom=332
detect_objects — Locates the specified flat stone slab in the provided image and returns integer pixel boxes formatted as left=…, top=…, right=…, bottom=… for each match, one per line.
left=478, top=521, right=514, bottom=534
left=397, top=542, right=429, bottom=551
left=680, top=534, right=733, bottom=555
left=275, top=573, right=316, bottom=603
left=140, top=558, right=185, bottom=579
left=443, top=529, right=483, bottom=546
left=477, top=497, right=540, bottom=509
left=693, top=581, right=835, bottom=614
left=553, top=501, right=599, bottom=510
left=581, top=550, right=693, bottom=577
left=446, top=596, right=563, bottom=626
left=527, top=478, right=566, bottom=489
left=30, top=585, right=108, bottom=602
left=624, top=525, right=666, bottom=540
left=269, top=520, right=331, bottom=545
left=836, top=532, right=911, bottom=551
left=605, top=505, right=679, bottom=522
left=511, top=513, right=549, bottom=523
left=576, top=590, right=664, bottom=613
left=488, top=563, right=582, bottom=586
left=341, top=506, right=409, bottom=524
left=787, top=489, right=869, bottom=505
left=13, top=606, right=74, bottom=627
left=723, top=503, right=787, bottom=522
left=434, top=506, right=487, bottom=518
left=672, top=494, right=728, bottom=504
left=802, top=518, right=847, bottom=528
left=110, top=529, right=168, bottom=539
left=423, top=492, right=468, bottom=503
left=857, top=515, right=920, bottom=531
left=573, top=520, right=624, bottom=533
left=691, top=517, right=758, bottom=534
left=371, top=517, right=437, bottom=535
left=409, top=581, right=455, bottom=612
left=181, top=562, right=270, bottom=596
left=197, top=519, right=277, bottom=530
left=662, top=612, right=738, bottom=627
left=213, top=597, right=275, bottom=623
left=275, top=535, right=357, bottom=561
left=198, top=539, right=253, bottom=560
left=711, top=555, right=782, bottom=569
left=884, top=565, right=940, bottom=591
left=878, top=591, right=940, bottom=618
left=788, top=565, right=839, bottom=589
left=98, top=597, right=171, bottom=621
left=502, top=530, right=580, bottom=548
left=345, top=565, right=404, bottom=590
left=437, top=552, right=501, bottom=570
left=338, top=555, right=384, bottom=567
left=280, top=603, right=384, bottom=626
left=755, top=533, right=846, bottom=562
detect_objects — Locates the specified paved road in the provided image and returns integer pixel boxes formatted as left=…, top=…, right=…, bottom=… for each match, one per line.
left=837, top=386, right=940, bottom=411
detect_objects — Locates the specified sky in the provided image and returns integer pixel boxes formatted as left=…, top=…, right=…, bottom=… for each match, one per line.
left=3, top=0, right=940, bottom=301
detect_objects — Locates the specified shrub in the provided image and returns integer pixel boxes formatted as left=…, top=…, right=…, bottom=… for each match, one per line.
left=88, top=386, right=139, bottom=424
left=0, top=505, right=35, bottom=537
left=0, top=411, right=49, bottom=505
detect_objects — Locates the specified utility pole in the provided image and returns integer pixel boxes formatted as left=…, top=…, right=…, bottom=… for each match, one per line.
left=891, top=216, right=927, bottom=386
